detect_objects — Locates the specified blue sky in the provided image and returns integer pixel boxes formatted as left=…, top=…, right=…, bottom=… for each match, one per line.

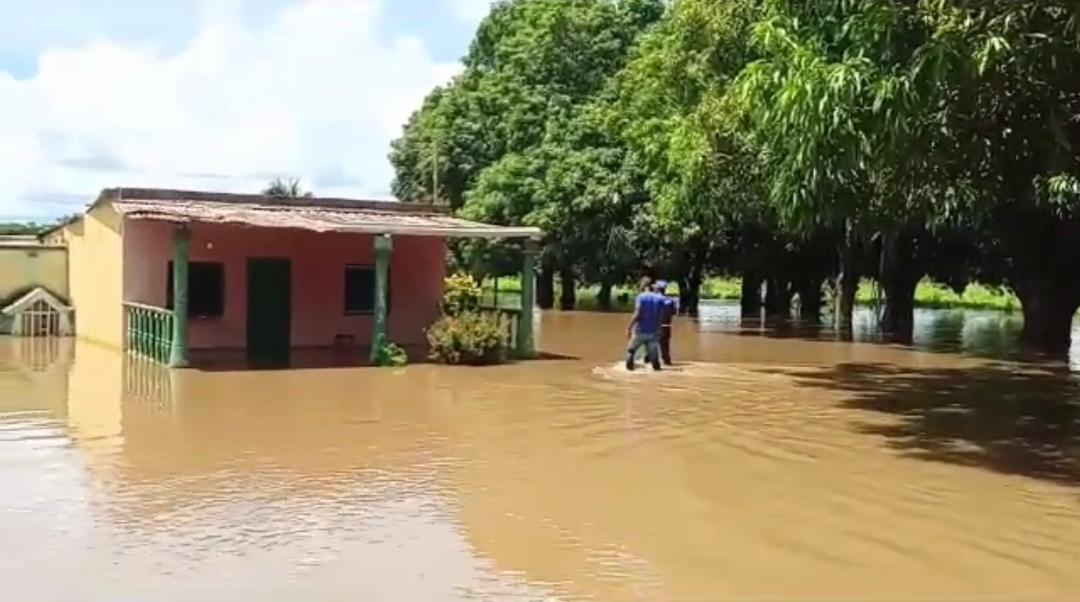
left=0, top=0, right=492, bottom=219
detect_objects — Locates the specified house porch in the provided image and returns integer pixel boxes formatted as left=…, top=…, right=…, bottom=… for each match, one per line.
left=106, top=188, right=540, bottom=367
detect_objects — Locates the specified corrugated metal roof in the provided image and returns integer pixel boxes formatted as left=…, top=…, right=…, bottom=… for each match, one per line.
left=106, top=190, right=541, bottom=240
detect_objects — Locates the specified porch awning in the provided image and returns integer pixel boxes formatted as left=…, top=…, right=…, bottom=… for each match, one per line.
left=109, top=190, right=541, bottom=240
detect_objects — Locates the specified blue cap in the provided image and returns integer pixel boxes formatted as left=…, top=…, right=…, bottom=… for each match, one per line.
left=655, top=280, right=669, bottom=292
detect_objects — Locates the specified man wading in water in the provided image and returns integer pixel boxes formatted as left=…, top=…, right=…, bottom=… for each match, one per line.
left=655, top=280, right=677, bottom=366
left=626, top=277, right=664, bottom=371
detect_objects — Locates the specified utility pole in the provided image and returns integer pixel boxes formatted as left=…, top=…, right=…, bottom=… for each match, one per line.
left=432, top=135, right=439, bottom=205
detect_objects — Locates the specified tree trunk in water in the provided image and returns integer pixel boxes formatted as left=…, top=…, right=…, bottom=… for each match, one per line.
left=677, top=245, right=707, bottom=317
left=835, top=273, right=858, bottom=341
left=835, top=222, right=859, bottom=332
left=1017, top=283, right=1080, bottom=354
left=597, top=280, right=613, bottom=311
left=881, top=278, right=918, bottom=343
left=537, top=267, right=555, bottom=310
left=682, top=274, right=702, bottom=317
left=764, top=278, right=793, bottom=318
left=558, top=267, right=576, bottom=311
left=1001, top=215, right=1080, bottom=354
left=878, top=230, right=922, bottom=344
left=740, top=272, right=763, bottom=319
left=796, top=280, right=824, bottom=323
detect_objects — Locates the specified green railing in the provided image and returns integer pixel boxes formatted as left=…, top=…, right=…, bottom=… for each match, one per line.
left=123, top=302, right=175, bottom=364
left=480, top=306, right=522, bottom=353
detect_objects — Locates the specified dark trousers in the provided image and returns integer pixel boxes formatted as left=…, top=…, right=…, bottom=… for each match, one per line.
left=659, top=326, right=672, bottom=365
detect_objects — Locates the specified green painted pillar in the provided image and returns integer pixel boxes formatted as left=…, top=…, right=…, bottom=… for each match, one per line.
left=370, top=233, right=393, bottom=363
left=516, top=238, right=537, bottom=358
left=168, top=226, right=190, bottom=368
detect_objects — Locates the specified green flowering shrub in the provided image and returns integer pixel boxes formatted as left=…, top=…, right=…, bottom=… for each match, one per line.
left=441, top=272, right=482, bottom=316
left=427, top=311, right=507, bottom=365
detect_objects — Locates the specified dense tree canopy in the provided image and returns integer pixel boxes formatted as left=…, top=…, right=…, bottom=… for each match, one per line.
left=391, top=0, right=664, bottom=308
left=391, top=0, right=1080, bottom=352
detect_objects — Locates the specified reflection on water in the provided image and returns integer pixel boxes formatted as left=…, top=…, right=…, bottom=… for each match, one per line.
left=699, top=301, right=1026, bottom=348
left=697, top=301, right=1080, bottom=366
left=2, top=308, right=1080, bottom=601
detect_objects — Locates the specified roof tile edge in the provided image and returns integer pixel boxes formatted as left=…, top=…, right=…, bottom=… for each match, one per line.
left=105, top=187, right=450, bottom=215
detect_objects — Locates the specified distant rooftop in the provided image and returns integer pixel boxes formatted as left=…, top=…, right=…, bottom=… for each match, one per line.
left=0, top=234, right=62, bottom=249
left=95, top=187, right=542, bottom=240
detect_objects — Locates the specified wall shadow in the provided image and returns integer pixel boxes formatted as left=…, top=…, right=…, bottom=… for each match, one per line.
left=761, top=362, right=1080, bottom=486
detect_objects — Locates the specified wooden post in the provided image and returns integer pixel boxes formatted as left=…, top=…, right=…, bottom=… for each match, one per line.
left=169, top=226, right=190, bottom=368
left=516, top=238, right=537, bottom=358
left=370, top=233, right=393, bottom=363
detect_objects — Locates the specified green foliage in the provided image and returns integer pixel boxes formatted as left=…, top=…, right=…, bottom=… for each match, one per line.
left=430, top=273, right=508, bottom=364
left=0, top=214, right=79, bottom=236
left=615, top=0, right=763, bottom=225
left=427, top=311, right=508, bottom=365
left=442, top=273, right=483, bottom=315
left=700, top=278, right=743, bottom=301
left=605, top=0, right=798, bottom=290
left=857, top=280, right=1020, bottom=312
left=393, top=0, right=1080, bottom=348
left=0, top=223, right=43, bottom=235
left=373, top=341, right=408, bottom=367
left=391, top=0, right=663, bottom=283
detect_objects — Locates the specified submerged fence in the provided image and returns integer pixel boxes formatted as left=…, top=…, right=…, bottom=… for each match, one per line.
left=479, top=306, right=522, bottom=353
left=123, top=302, right=175, bottom=364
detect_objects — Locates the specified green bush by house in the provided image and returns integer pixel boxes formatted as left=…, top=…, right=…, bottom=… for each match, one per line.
left=427, top=311, right=507, bottom=365
left=429, top=273, right=508, bottom=365
left=373, top=341, right=408, bottom=367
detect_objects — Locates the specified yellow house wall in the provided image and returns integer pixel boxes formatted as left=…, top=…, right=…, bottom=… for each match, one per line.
left=0, top=246, right=68, bottom=302
left=65, top=204, right=125, bottom=348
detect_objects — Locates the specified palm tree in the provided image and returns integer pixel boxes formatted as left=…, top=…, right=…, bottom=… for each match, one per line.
left=263, top=177, right=313, bottom=199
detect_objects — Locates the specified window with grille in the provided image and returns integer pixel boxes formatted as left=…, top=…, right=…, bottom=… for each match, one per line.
left=167, top=262, right=225, bottom=318
left=344, top=265, right=391, bottom=314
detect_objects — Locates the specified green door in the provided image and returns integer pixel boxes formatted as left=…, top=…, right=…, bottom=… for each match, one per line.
left=247, top=258, right=291, bottom=365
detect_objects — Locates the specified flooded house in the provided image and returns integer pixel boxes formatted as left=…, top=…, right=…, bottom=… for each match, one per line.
left=42, top=188, right=540, bottom=367
left=0, top=234, right=70, bottom=336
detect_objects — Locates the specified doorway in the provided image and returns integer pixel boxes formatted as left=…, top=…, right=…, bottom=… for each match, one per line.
left=246, top=258, right=291, bottom=365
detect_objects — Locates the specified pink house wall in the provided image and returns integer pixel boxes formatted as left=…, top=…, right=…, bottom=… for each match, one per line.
left=122, top=220, right=447, bottom=350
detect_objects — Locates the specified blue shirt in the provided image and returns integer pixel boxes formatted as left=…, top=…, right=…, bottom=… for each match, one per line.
left=635, top=292, right=665, bottom=335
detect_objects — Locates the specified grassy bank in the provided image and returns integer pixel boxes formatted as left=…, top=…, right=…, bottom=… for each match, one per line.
left=855, top=280, right=1018, bottom=312
left=481, top=276, right=1020, bottom=313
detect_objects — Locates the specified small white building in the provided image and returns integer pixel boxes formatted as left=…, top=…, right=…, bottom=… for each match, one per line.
left=1, top=287, right=74, bottom=336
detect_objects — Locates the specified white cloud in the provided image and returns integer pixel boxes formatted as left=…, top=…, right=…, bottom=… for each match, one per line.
left=0, top=0, right=461, bottom=217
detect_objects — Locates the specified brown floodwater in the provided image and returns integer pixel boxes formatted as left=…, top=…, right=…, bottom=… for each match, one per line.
left=3, top=303, right=1080, bottom=601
